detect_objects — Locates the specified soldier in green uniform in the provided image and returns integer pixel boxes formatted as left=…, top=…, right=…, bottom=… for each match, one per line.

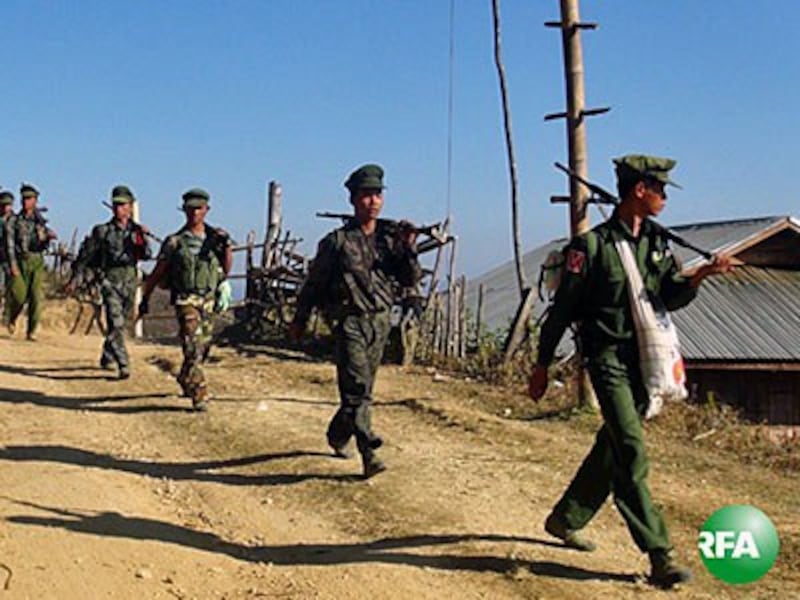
left=65, top=185, right=153, bottom=379
left=139, top=188, right=232, bottom=411
left=289, top=164, right=423, bottom=479
left=528, top=155, right=732, bottom=588
left=5, top=183, right=57, bottom=341
left=0, top=190, right=15, bottom=311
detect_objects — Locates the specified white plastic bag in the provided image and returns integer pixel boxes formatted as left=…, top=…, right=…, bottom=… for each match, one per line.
left=615, top=240, right=688, bottom=419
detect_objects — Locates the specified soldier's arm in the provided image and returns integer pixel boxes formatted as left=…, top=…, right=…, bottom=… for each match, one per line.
left=71, top=226, right=102, bottom=281
left=388, top=223, right=423, bottom=287
left=5, top=217, right=18, bottom=274
left=293, top=233, right=338, bottom=327
left=536, top=236, right=590, bottom=367
left=142, top=237, right=175, bottom=299
left=659, top=243, right=698, bottom=311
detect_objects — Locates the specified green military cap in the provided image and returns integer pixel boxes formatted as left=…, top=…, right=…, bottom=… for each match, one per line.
left=344, top=164, right=385, bottom=192
left=111, top=184, right=136, bottom=204
left=182, top=187, right=211, bottom=207
left=613, top=154, right=682, bottom=189
left=20, top=183, right=40, bottom=199
left=0, top=190, right=14, bottom=205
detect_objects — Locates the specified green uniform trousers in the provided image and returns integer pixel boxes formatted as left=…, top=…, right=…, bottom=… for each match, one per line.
left=552, top=343, right=671, bottom=552
left=6, top=254, right=45, bottom=336
left=328, top=312, right=391, bottom=458
left=100, top=271, right=137, bottom=369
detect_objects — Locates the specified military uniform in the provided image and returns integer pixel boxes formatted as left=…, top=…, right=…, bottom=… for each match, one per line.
left=71, top=186, right=152, bottom=378
left=5, top=184, right=55, bottom=339
left=536, top=155, right=696, bottom=586
left=0, top=191, right=15, bottom=308
left=155, top=188, right=230, bottom=410
left=293, top=164, right=422, bottom=477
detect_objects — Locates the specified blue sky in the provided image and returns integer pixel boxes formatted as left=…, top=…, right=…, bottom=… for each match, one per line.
left=1, top=1, right=798, bottom=278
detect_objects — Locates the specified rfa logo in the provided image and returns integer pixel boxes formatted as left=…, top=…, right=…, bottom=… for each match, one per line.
left=698, top=505, right=779, bottom=585
left=698, top=530, right=760, bottom=559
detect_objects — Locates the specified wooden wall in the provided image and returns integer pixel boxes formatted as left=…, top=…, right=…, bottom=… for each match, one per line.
left=686, top=367, right=800, bottom=427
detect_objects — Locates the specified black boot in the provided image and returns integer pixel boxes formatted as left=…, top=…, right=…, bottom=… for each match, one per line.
left=362, top=454, right=386, bottom=479
left=649, top=550, right=692, bottom=588
left=544, top=513, right=597, bottom=552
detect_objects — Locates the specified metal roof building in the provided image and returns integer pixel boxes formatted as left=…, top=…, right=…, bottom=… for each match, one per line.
left=466, top=215, right=800, bottom=429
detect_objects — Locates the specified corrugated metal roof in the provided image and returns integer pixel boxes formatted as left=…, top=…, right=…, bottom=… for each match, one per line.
left=669, top=216, right=787, bottom=267
left=673, top=266, right=800, bottom=361
left=465, top=215, right=799, bottom=363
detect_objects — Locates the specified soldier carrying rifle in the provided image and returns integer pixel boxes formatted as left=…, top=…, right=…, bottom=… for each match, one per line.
left=290, top=164, right=423, bottom=479
left=66, top=185, right=153, bottom=379
left=5, top=183, right=57, bottom=341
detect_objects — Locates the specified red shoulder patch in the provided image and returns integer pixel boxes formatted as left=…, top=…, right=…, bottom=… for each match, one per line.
left=566, top=248, right=586, bottom=274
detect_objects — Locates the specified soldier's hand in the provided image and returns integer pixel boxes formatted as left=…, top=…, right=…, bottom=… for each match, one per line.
left=137, top=298, right=149, bottom=317
left=690, top=253, right=733, bottom=287
left=396, top=220, right=417, bottom=249
left=528, top=365, right=549, bottom=402
left=10, top=265, right=20, bottom=278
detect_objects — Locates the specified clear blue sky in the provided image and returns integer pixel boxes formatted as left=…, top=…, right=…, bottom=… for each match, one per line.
left=1, top=1, right=797, bottom=278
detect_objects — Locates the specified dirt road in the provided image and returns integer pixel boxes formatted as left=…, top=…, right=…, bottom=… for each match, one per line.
left=0, top=328, right=797, bottom=599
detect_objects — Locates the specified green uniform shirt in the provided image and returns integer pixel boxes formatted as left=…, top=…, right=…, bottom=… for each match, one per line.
left=73, top=219, right=152, bottom=284
left=295, top=220, right=423, bottom=323
left=0, top=215, right=8, bottom=265
left=5, top=212, right=51, bottom=270
left=158, top=224, right=230, bottom=302
left=537, top=212, right=697, bottom=367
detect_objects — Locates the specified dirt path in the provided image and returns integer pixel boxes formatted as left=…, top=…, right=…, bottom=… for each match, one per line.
left=0, top=328, right=797, bottom=599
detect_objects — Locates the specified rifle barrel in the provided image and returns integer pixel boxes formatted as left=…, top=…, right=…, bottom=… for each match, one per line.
left=554, top=162, right=714, bottom=260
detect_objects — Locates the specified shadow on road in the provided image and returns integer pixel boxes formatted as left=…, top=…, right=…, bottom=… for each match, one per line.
left=0, top=387, right=184, bottom=414
left=3, top=500, right=637, bottom=583
left=0, top=444, right=355, bottom=486
left=0, top=363, right=118, bottom=381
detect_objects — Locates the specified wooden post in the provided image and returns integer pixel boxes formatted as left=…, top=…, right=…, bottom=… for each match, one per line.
left=558, top=0, right=589, bottom=236
left=446, top=236, right=458, bottom=357
left=263, top=181, right=282, bottom=268
left=426, top=217, right=449, bottom=303
left=551, top=0, right=600, bottom=410
left=475, top=282, right=484, bottom=346
left=458, top=275, right=467, bottom=358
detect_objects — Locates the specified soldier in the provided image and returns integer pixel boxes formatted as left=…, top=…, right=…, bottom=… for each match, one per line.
left=528, top=155, right=732, bottom=588
left=0, top=190, right=15, bottom=310
left=139, top=188, right=232, bottom=412
left=5, top=183, right=57, bottom=341
left=289, top=164, right=423, bottom=479
left=65, top=185, right=153, bottom=379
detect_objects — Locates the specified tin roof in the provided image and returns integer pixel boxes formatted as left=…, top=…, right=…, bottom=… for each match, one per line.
left=466, top=215, right=800, bottom=363
left=673, top=266, right=800, bottom=361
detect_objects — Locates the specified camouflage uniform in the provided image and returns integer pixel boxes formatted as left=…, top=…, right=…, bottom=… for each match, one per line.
left=72, top=213, right=152, bottom=375
left=158, top=224, right=229, bottom=408
left=295, top=214, right=422, bottom=470
left=5, top=185, right=54, bottom=338
left=0, top=191, right=14, bottom=309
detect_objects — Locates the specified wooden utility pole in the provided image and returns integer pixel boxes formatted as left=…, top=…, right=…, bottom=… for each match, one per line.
left=546, top=0, right=609, bottom=235
left=491, top=0, right=527, bottom=297
left=545, top=0, right=609, bottom=410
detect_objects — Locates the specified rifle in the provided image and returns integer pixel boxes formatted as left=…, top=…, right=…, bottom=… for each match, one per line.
left=101, top=201, right=163, bottom=243
left=554, top=162, right=715, bottom=260
left=315, top=212, right=444, bottom=239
